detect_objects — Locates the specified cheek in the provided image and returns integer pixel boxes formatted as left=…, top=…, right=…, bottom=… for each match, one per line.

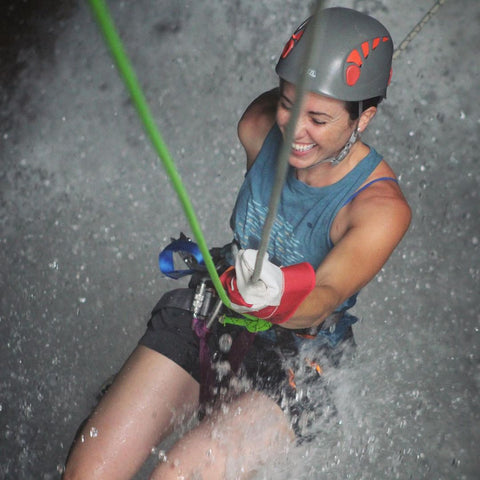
left=276, top=108, right=289, bottom=129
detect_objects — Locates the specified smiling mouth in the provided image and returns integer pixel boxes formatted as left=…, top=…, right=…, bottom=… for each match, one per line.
left=291, top=142, right=316, bottom=153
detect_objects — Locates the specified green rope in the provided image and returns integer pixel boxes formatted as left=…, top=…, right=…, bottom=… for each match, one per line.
left=87, top=0, right=231, bottom=306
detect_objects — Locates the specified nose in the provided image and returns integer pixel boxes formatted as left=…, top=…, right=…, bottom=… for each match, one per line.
left=277, top=104, right=308, bottom=139
left=292, top=114, right=308, bottom=139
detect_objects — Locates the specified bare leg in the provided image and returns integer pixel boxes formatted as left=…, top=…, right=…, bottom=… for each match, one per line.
left=63, top=345, right=199, bottom=480
left=150, top=391, right=295, bottom=480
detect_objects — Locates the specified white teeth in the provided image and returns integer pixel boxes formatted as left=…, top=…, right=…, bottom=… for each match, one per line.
left=291, top=143, right=315, bottom=152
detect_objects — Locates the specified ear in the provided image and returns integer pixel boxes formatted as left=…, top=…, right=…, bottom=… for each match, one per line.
left=358, top=106, right=377, bottom=133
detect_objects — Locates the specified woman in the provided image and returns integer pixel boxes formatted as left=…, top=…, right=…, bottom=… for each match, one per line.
left=64, top=7, right=411, bottom=479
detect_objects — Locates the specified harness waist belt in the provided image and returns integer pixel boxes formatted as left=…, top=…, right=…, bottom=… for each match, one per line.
left=155, top=288, right=195, bottom=312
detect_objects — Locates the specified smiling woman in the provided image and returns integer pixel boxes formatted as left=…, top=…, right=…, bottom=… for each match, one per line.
left=275, top=80, right=375, bottom=175
left=63, top=7, right=411, bottom=480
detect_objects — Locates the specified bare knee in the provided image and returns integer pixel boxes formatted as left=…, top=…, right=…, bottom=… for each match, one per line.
left=149, top=391, right=294, bottom=480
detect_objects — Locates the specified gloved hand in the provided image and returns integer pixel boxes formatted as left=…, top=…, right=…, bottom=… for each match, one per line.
left=220, top=249, right=316, bottom=324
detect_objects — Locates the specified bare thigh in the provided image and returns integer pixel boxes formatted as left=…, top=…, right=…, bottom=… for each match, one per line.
left=63, top=345, right=199, bottom=480
left=150, top=391, right=295, bottom=480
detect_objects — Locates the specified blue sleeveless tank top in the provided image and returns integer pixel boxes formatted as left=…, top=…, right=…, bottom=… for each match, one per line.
left=230, top=123, right=385, bottom=313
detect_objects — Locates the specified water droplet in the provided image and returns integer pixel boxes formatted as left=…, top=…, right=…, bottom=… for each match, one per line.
left=218, top=333, right=232, bottom=353
left=158, top=450, right=168, bottom=462
left=49, top=259, right=59, bottom=270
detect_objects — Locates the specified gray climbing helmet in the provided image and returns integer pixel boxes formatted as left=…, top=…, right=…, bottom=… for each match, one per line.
left=275, top=7, right=393, bottom=101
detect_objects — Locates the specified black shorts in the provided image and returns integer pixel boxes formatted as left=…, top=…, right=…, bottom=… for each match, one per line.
left=139, top=288, right=356, bottom=439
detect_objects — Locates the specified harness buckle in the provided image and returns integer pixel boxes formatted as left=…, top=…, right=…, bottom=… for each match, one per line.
left=192, top=278, right=215, bottom=320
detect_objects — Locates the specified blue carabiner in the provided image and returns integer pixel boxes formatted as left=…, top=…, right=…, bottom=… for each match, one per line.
left=159, top=237, right=205, bottom=279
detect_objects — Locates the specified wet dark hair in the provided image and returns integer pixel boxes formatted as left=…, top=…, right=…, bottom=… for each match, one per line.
left=345, top=96, right=383, bottom=121
left=279, top=78, right=383, bottom=121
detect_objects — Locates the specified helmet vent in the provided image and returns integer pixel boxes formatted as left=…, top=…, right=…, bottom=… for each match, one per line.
left=345, top=37, right=391, bottom=87
left=280, top=20, right=308, bottom=59
left=275, top=8, right=393, bottom=100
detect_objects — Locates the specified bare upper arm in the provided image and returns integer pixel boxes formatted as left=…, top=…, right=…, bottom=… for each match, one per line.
left=286, top=183, right=411, bottom=328
left=321, top=190, right=411, bottom=301
left=237, top=88, right=279, bottom=170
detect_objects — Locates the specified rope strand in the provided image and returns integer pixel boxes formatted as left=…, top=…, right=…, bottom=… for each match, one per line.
left=250, top=0, right=325, bottom=283
left=393, top=0, right=448, bottom=60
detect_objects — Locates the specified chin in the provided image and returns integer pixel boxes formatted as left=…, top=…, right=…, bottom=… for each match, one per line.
left=289, top=153, right=321, bottom=169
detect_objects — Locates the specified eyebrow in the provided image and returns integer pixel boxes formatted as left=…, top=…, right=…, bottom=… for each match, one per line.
left=280, top=93, right=333, bottom=118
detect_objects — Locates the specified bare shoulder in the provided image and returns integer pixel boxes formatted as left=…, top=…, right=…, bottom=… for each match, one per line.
left=330, top=156, right=411, bottom=249
left=238, top=88, right=279, bottom=169
left=347, top=161, right=412, bottom=244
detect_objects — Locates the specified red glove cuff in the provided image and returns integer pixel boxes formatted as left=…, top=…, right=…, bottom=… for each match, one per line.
left=220, top=262, right=316, bottom=324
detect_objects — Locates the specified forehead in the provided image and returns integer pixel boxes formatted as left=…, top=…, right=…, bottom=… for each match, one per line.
left=281, top=80, right=346, bottom=113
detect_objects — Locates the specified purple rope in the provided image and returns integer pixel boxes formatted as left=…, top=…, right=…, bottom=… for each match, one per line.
left=192, top=316, right=215, bottom=404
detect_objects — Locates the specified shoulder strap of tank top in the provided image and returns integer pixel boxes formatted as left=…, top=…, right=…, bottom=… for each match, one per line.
left=342, top=177, right=398, bottom=207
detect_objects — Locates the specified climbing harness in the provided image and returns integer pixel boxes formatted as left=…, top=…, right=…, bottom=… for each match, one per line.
left=158, top=233, right=206, bottom=279
left=158, top=234, right=273, bottom=330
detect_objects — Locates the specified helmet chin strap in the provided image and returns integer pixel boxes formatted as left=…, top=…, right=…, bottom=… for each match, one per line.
left=302, top=127, right=359, bottom=170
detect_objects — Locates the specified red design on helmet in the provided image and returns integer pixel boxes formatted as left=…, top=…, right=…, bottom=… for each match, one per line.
left=345, top=49, right=363, bottom=87
left=275, top=8, right=394, bottom=101
left=345, top=36, right=391, bottom=87
left=361, top=41, right=370, bottom=58
left=281, top=20, right=308, bottom=59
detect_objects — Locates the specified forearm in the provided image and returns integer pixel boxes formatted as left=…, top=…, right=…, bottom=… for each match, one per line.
left=280, top=285, right=341, bottom=330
